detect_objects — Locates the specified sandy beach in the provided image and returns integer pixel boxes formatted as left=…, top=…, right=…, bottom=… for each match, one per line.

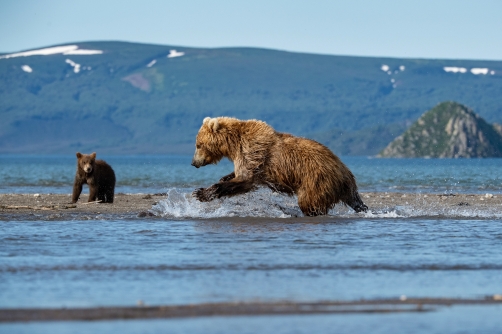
left=2, top=297, right=502, bottom=322
left=1, top=192, right=500, bottom=219
left=0, top=193, right=163, bottom=219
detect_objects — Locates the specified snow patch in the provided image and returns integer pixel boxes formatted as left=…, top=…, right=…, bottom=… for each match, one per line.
left=381, top=64, right=389, bottom=72
left=444, top=66, right=467, bottom=73
left=146, top=59, right=156, bottom=67
left=0, top=45, right=102, bottom=59
left=64, top=49, right=103, bottom=55
left=65, top=59, right=81, bottom=73
left=21, top=65, right=33, bottom=73
left=444, top=66, right=494, bottom=75
left=168, top=50, right=185, bottom=58
left=470, top=68, right=489, bottom=75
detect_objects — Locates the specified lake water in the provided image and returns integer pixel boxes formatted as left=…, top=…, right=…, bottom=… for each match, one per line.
left=1, top=155, right=502, bottom=333
left=1, top=155, right=502, bottom=195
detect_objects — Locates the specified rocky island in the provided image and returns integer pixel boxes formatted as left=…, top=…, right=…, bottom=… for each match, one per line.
left=379, top=101, right=502, bottom=158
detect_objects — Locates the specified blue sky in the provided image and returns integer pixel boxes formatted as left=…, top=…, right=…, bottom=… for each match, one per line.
left=1, top=0, right=501, bottom=60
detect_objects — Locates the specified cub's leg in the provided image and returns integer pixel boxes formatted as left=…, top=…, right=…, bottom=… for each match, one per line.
left=88, top=186, right=97, bottom=202
left=105, top=187, right=115, bottom=203
left=72, top=180, right=83, bottom=203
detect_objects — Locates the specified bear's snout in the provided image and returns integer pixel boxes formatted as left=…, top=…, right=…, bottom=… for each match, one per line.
left=191, top=159, right=206, bottom=168
left=191, top=152, right=208, bottom=168
left=84, top=165, right=93, bottom=173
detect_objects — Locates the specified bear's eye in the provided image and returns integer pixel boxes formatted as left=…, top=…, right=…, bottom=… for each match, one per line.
left=196, top=144, right=202, bottom=149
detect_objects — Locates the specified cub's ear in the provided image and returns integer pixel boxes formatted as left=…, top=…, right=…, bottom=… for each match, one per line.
left=90, top=152, right=96, bottom=159
left=76, top=152, right=82, bottom=159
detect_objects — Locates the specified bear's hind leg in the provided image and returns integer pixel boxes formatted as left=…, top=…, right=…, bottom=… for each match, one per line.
left=345, top=192, right=368, bottom=213
left=105, top=188, right=114, bottom=203
left=297, top=190, right=329, bottom=217
left=95, top=190, right=105, bottom=203
left=96, top=187, right=114, bottom=203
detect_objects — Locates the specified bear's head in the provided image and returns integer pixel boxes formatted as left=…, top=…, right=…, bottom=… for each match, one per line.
left=191, top=117, right=237, bottom=168
left=76, top=152, right=96, bottom=174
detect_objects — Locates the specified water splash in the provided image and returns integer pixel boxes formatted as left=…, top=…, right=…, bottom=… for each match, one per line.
left=362, top=210, right=403, bottom=218
left=362, top=205, right=502, bottom=219
left=151, top=188, right=303, bottom=219
left=150, top=188, right=502, bottom=219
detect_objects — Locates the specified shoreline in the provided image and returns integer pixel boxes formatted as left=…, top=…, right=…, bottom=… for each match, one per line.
left=1, top=192, right=501, bottom=219
left=2, top=297, right=502, bottom=322
left=0, top=193, right=162, bottom=219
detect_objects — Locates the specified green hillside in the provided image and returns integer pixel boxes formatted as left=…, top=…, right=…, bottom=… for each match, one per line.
left=1, top=41, right=502, bottom=155
left=379, top=102, right=502, bottom=158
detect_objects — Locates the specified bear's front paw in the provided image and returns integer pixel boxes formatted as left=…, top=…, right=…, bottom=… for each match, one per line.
left=219, top=172, right=235, bottom=182
left=192, top=187, right=217, bottom=202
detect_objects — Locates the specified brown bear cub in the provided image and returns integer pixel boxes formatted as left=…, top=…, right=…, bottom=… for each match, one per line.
left=72, top=152, right=116, bottom=203
left=191, top=117, right=368, bottom=217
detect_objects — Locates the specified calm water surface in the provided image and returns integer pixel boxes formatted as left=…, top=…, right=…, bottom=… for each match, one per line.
left=2, top=217, right=502, bottom=308
left=1, top=154, right=502, bottom=194
left=1, top=155, right=502, bottom=333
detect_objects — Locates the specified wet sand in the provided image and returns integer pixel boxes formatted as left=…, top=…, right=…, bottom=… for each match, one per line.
left=1, top=192, right=500, bottom=219
left=2, top=297, right=502, bottom=322
left=0, top=193, right=163, bottom=219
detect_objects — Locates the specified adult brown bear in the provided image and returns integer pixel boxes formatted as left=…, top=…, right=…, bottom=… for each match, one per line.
left=72, top=152, right=116, bottom=203
left=191, top=117, right=367, bottom=216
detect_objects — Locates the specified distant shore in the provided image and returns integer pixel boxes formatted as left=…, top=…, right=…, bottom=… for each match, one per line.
left=1, top=192, right=500, bottom=219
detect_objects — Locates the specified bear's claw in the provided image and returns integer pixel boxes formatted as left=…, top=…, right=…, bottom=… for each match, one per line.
left=192, top=187, right=217, bottom=202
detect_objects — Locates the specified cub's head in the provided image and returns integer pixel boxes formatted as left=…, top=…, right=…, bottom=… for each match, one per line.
left=76, top=152, right=96, bottom=174
left=191, top=117, right=236, bottom=168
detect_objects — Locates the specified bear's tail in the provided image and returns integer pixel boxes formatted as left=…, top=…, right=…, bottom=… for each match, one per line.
left=347, top=191, right=368, bottom=213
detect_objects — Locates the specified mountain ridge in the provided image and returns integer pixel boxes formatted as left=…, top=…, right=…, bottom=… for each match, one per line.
left=1, top=41, right=502, bottom=155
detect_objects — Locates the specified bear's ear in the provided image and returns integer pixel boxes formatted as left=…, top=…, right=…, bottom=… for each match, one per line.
left=90, top=152, right=96, bottom=159
left=208, top=118, right=220, bottom=132
left=76, top=152, right=82, bottom=159
left=203, top=117, right=220, bottom=132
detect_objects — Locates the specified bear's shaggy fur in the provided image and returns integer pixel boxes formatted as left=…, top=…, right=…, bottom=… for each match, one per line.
left=72, top=152, right=116, bottom=203
left=191, top=117, right=367, bottom=216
